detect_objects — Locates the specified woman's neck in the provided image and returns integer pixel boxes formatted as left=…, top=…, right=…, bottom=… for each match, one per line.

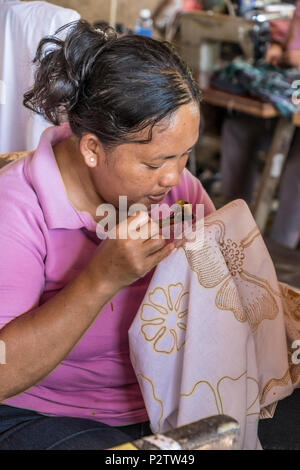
left=53, top=136, right=103, bottom=222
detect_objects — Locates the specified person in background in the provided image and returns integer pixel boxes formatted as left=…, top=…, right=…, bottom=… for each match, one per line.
left=0, top=0, right=80, bottom=153
left=182, top=0, right=202, bottom=10
left=266, top=1, right=300, bottom=68
left=221, top=2, right=300, bottom=249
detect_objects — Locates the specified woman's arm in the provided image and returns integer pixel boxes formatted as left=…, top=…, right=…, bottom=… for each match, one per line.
left=0, top=264, right=117, bottom=402
left=0, top=212, right=175, bottom=402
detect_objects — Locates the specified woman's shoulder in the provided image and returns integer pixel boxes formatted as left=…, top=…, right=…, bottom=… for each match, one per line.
left=0, top=154, right=38, bottom=205
left=0, top=154, right=46, bottom=235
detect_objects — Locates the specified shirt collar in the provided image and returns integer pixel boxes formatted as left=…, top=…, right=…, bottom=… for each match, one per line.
left=25, top=123, right=97, bottom=232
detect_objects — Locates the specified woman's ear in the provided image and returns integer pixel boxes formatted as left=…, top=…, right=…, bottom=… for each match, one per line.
left=79, top=133, right=105, bottom=168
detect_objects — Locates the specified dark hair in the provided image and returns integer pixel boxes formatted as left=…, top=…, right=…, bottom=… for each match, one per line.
left=24, top=20, right=201, bottom=149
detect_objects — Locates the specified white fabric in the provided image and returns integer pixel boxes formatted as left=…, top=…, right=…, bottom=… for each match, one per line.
left=0, top=1, right=80, bottom=152
left=129, top=199, right=300, bottom=449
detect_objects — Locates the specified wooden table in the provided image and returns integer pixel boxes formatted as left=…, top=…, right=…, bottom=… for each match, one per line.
left=203, top=87, right=298, bottom=234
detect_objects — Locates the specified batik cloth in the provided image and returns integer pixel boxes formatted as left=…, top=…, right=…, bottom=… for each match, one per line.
left=129, top=199, right=300, bottom=450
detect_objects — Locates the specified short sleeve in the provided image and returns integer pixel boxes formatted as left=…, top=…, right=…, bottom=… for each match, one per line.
left=0, top=192, right=46, bottom=329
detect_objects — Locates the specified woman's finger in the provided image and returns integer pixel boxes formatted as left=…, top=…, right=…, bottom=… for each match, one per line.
left=144, top=237, right=168, bottom=256
left=150, top=241, right=175, bottom=266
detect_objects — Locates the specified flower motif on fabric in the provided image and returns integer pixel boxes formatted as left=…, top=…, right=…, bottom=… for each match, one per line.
left=180, top=372, right=260, bottom=419
left=279, top=283, right=300, bottom=385
left=140, top=283, right=189, bottom=354
left=184, top=220, right=280, bottom=332
left=280, top=283, right=300, bottom=324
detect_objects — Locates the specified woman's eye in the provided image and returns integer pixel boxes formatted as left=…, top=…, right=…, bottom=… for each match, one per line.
left=145, top=152, right=191, bottom=170
left=146, top=164, right=160, bottom=170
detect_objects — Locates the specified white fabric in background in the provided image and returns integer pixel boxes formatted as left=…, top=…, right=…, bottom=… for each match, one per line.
left=0, top=1, right=80, bottom=153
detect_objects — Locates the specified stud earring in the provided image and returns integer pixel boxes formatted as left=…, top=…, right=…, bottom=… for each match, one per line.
left=90, top=157, right=95, bottom=163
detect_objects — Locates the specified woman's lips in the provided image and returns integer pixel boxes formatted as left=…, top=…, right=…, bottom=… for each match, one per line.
left=147, top=193, right=167, bottom=202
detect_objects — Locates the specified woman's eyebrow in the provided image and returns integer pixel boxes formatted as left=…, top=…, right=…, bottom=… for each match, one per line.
left=152, top=140, right=198, bottom=161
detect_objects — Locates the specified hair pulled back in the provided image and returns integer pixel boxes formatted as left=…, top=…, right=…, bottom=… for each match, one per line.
left=24, top=20, right=201, bottom=148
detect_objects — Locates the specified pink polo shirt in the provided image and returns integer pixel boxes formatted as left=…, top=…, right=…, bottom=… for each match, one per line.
left=0, top=123, right=215, bottom=426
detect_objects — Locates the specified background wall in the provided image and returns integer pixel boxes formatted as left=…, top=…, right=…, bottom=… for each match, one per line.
left=38, top=0, right=162, bottom=29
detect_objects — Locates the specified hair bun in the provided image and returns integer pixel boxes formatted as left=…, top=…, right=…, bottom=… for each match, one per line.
left=24, top=19, right=200, bottom=146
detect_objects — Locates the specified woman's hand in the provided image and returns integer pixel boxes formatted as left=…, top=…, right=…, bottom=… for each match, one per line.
left=86, top=212, right=184, bottom=292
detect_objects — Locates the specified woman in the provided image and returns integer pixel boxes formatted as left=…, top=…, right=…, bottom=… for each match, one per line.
left=0, top=20, right=214, bottom=449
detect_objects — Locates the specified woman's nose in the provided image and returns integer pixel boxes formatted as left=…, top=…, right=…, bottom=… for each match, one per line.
left=159, top=162, right=182, bottom=188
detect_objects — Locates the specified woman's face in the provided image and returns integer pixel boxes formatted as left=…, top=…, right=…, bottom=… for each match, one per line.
left=93, top=102, right=200, bottom=210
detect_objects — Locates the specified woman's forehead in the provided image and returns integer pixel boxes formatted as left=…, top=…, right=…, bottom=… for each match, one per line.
left=142, top=105, right=200, bottom=156
left=110, top=103, right=200, bottom=161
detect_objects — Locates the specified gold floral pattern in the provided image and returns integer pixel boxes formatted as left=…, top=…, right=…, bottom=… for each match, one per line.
left=260, top=368, right=291, bottom=405
left=128, top=200, right=300, bottom=448
left=184, top=221, right=280, bottom=331
left=280, top=283, right=300, bottom=386
left=260, top=402, right=278, bottom=419
left=136, top=373, right=165, bottom=432
left=280, top=283, right=300, bottom=324
left=180, top=372, right=260, bottom=418
left=130, top=351, right=165, bottom=432
left=140, top=283, right=189, bottom=354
